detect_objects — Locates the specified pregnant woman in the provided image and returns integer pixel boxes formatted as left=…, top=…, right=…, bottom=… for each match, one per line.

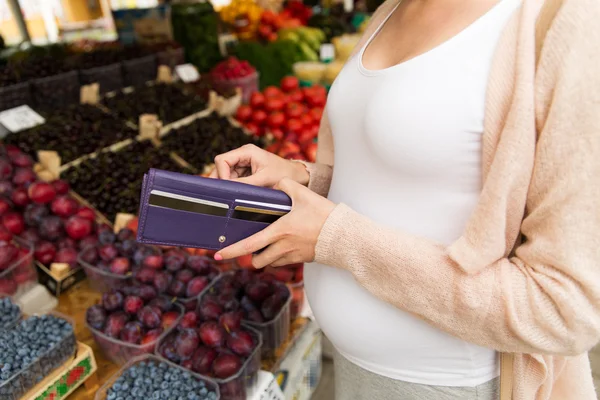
left=210, top=0, right=600, bottom=398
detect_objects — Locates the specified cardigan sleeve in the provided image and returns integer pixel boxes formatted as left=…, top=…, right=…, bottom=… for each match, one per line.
left=313, top=5, right=600, bottom=356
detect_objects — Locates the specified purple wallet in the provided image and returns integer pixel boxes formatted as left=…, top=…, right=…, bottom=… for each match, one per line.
left=136, top=168, right=292, bottom=250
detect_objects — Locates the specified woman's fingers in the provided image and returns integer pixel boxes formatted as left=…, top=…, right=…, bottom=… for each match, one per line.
left=213, top=145, right=256, bottom=179
left=216, top=223, right=280, bottom=260
left=251, top=242, right=288, bottom=269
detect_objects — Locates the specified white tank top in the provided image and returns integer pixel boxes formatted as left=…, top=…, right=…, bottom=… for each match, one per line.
left=304, top=0, right=521, bottom=387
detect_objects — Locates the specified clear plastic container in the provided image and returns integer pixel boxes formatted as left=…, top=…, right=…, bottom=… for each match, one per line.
left=0, top=81, right=32, bottom=112
left=88, top=301, right=184, bottom=365
left=0, top=311, right=77, bottom=400
left=243, top=281, right=291, bottom=359
left=80, top=63, right=124, bottom=94
left=0, top=294, right=21, bottom=331
left=156, top=326, right=262, bottom=400
left=157, top=47, right=185, bottom=70
left=95, top=354, right=220, bottom=400
left=289, top=280, right=304, bottom=321
left=78, top=253, right=133, bottom=293
left=0, top=237, right=36, bottom=298
left=123, top=55, right=157, bottom=88
left=32, top=70, right=80, bottom=110
left=211, top=72, right=259, bottom=104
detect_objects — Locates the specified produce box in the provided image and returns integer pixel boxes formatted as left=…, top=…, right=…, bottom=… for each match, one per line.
left=101, top=82, right=208, bottom=128
left=0, top=312, right=77, bottom=400
left=122, top=55, right=157, bottom=88
left=0, top=81, right=32, bottom=112
left=79, top=63, right=124, bottom=95
left=95, top=355, right=219, bottom=400
left=2, top=104, right=138, bottom=165
left=31, top=71, right=80, bottom=111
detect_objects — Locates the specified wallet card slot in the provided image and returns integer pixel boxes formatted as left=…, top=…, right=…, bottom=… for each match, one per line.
left=152, top=185, right=234, bottom=209
left=143, top=205, right=228, bottom=249
left=224, top=218, right=270, bottom=246
left=149, top=190, right=229, bottom=217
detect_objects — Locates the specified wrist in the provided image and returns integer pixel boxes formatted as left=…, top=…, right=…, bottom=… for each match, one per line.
left=290, top=160, right=311, bottom=186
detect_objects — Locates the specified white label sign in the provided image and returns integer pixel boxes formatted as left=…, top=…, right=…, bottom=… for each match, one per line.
left=256, top=371, right=285, bottom=400
left=320, top=44, right=335, bottom=62
left=175, top=64, right=201, bottom=83
left=0, top=105, right=45, bottom=134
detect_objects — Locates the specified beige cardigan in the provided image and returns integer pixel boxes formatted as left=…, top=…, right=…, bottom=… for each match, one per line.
left=304, top=0, right=600, bottom=398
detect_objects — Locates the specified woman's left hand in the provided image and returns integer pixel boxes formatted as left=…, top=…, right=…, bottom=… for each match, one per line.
left=214, top=178, right=336, bottom=268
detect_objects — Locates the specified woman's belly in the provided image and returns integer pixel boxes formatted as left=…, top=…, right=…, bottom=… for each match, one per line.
left=305, top=263, right=498, bottom=387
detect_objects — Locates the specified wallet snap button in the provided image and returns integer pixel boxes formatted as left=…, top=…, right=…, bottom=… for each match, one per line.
left=219, top=236, right=226, bottom=243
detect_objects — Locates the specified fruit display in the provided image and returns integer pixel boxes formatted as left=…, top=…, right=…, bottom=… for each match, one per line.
left=219, top=0, right=263, bottom=41
left=97, top=356, right=219, bottom=400
left=171, top=2, right=223, bottom=73
left=160, top=113, right=260, bottom=171
left=276, top=27, right=325, bottom=62
left=0, top=313, right=76, bottom=400
left=261, top=264, right=304, bottom=320
left=102, top=84, right=208, bottom=126
left=86, top=288, right=183, bottom=365
left=3, top=104, right=137, bottom=164
left=0, top=297, right=21, bottom=330
left=158, top=303, right=261, bottom=400
left=210, top=57, right=258, bottom=103
left=61, top=140, right=191, bottom=221
left=205, top=269, right=290, bottom=356
left=234, top=77, right=323, bottom=161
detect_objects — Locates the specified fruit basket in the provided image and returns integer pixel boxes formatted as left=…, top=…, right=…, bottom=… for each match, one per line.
left=0, top=312, right=77, bottom=400
left=31, top=70, right=80, bottom=110
left=157, top=47, right=185, bottom=70
left=157, top=321, right=261, bottom=400
left=201, top=271, right=291, bottom=358
left=0, top=237, right=36, bottom=298
left=122, top=55, right=157, bottom=88
left=80, top=63, right=124, bottom=94
left=0, top=81, right=32, bottom=112
left=87, top=295, right=184, bottom=365
left=96, top=354, right=220, bottom=400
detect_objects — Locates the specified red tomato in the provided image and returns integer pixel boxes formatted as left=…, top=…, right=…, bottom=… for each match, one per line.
left=245, top=122, right=263, bottom=137
left=252, top=109, right=268, bottom=125
left=260, top=10, right=277, bottom=25
left=278, top=141, right=302, bottom=159
left=280, top=76, right=300, bottom=92
left=285, top=102, right=305, bottom=119
left=286, top=118, right=303, bottom=134
left=258, top=25, right=273, bottom=39
left=265, top=97, right=285, bottom=113
left=309, top=107, right=323, bottom=122
left=304, top=142, right=318, bottom=162
left=266, top=143, right=281, bottom=153
left=288, top=89, right=304, bottom=103
left=270, top=127, right=284, bottom=141
left=311, top=85, right=327, bottom=98
left=263, top=86, right=282, bottom=98
left=298, top=128, right=314, bottom=146
left=267, top=112, right=285, bottom=129
left=250, top=92, right=266, bottom=109
left=306, top=92, right=326, bottom=108
left=235, top=105, right=253, bottom=122
left=300, top=114, right=313, bottom=127
left=309, top=124, right=320, bottom=137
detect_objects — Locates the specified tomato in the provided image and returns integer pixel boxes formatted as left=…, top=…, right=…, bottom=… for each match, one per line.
left=245, top=122, right=263, bottom=137
left=265, top=97, right=285, bottom=112
left=250, top=92, right=266, bottom=109
left=311, top=85, right=327, bottom=97
left=237, top=254, right=254, bottom=269
left=286, top=118, right=303, bottom=134
left=235, top=105, right=253, bottom=122
left=278, top=141, right=302, bottom=159
left=267, top=112, right=286, bottom=129
left=306, top=91, right=326, bottom=108
left=304, top=142, right=318, bottom=162
left=260, top=10, right=277, bottom=25
left=258, top=25, right=273, bottom=39
left=263, top=86, right=282, bottom=98
left=266, top=143, right=281, bottom=153
left=309, top=124, right=320, bottom=138
left=299, top=114, right=313, bottom=127
left=270, top=127, right=284, bottom=141
left=280, top=76, right=300, bottom=92
left=298, top=128, right=314, bottom=145
left=288, top=89, right=304, bottom=103
left=252, top=109, right=268, bottom=125
left=309, top=107, right=323, bottom=122
left=285, top=102, right=305, bottom=119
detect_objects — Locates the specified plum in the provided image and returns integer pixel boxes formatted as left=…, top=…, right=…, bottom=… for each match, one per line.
left=0, top=198, right=11, bottom=216
left=168, top=280, right=186, bottom=297
left=10, top=188, right=29, bottom=207
left=102, top=290, right=124, bottom=311
left=227, top=330, right=255, bottom=357
left=137, top=285, right=157, bottom=302
left=98, top=230, right=116, bottom=245
left=120, top=321, right=143, bottom=344
left=160, top=340, right=181, bottom=363
left=175, top=269, right=195, bottom=284
left=80, top=247, right=98, bottom=264
left=0, top=278, right=17, bottom=295
left=137, top=306, right=161, bottom=329
left=39, top=216, right=64, bottom=241
left=123, top=295, right=144, bottom=315
left=217, top=293, right=240, bottom=312
left=75, top=207, right=96, bottom=222
left=148, top=297, right=173, bottom=313
left=117, top=239, right=137, bottom=257
left=28, top=181, right=56, bottom=204
left=109, top=257, right=130, bottom=275
left=0, top=159, right=13, bottom=180
left=133, top=267, right=156, bottom=284
left=55, top=248, right=78, bottom=269
left=34, top=241, right=57, bottom=265
left=153, top=271, right=171, bottom=293
left=141, top=327, right=163, bottom=345
left=103, top=311, right=129, bottom=337
left=192, top=346, right=217, bottom=374
left=78, top=235, right=98, bottom=250
left=12, top=168, right=36, bottom=187
left=186, top=276, right=209, bottom=298
left=143, top=254, right=164, bottom=270
left=199, top=321, right=225, bottom=348
left=180, top=311, right=198, bottom=329
left=51, top=179, right=70, bottom=195
left=186, top=255, right=211, bottom=274
left=198, top=300, right=223, bottom=321
left=0, top=243, right=18, bottom=270
left=65, top=216, right=93, bottom=240
left=162, top=311, right=180, bottom=329
left=212, top=353, right=242, bottom=378
left=50, top=196, right=79, bottom=218
left=99, top=244, right=118, bottom=262
left=117, top=228, right=134, bottom=241
left=219, top=311, right=243, bottom=332
left=2, top=212, right=24, bottom=234
left=86, top=304, right=107, bottom=330
left=0, top=227, right=13, bottom=243
left=56, top=237, right=77, bottom=249
left=23, top=204, right=48, bottom=227
left=175, top=328, right=200, bottom=358
left=245, top=280, right=273, bottom=303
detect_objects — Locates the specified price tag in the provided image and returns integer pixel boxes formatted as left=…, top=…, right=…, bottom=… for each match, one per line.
left=0, top=105, right=45, bottom=134
left=175, top=64, right=201, bottom=83
left=256, top=371, right=285, bottom=400
left=320, top=44, right=335, bottom=62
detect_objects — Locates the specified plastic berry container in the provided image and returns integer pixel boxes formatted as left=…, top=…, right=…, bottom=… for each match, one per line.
left=80, top=63, right=124, bottom=94
left=211, top=71, right=259, bottom=104
left=0, top=311, right=77, bottom=400
left=0, top=295, right=21, bottom=331
left=88, top=301, right=184, bottom=366
left=0, top=237, right=36, bottom=298
left=122, top=55, right=157, bottom=88
left=289, top=280, right=304, bottom=321
left=32, top=70, right=80, bottom=110
left=79, top=256, right=132, bottom=293
left=95, top=354, right=220, bottom=400
left=156, top=326, right=262, bottom=400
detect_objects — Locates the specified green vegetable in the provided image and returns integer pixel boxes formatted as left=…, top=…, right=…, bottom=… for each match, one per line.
left=171, top=3, right=223, bottom=73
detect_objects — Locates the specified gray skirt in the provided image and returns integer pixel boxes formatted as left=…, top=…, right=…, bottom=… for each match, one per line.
left=333, top=348, right=499, bottom=400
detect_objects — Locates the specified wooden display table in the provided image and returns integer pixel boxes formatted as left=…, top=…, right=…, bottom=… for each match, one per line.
left=56, top=279, right=309, bottom=399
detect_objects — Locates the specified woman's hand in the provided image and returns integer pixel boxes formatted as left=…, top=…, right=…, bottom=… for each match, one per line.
left=209, top=144, right=310, bottom=188
left=215, top=178, right=336, bottom=267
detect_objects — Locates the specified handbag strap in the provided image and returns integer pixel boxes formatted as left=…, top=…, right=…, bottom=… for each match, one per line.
left=499, top=1, right=564, bottom=400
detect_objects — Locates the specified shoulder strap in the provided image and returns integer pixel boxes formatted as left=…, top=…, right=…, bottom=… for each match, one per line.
left=499, top=4, right=565, bottom=400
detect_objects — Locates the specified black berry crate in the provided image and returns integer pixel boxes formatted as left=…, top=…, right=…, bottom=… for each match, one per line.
left=32, top=71, right=80, bottom=110
left=0, top=82, right=32, bottom=112
left=80, top=63, right=124, bottom=94
left=122, top=55, right=157, bottom=88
